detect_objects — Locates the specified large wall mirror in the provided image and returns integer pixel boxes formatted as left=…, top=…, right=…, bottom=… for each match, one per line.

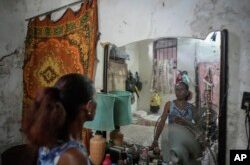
left=106, top=30, right=228, bottom=164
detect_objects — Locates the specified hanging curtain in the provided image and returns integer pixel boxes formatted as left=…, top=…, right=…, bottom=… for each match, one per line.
left=198, top=62, right=220, bottom=113
left=23, top=0, right=98, bottom=112
left=151, top=38, right=177, bottom=94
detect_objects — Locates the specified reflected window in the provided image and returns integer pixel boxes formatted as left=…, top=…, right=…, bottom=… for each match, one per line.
left=152, top=38, right=177, bottom=94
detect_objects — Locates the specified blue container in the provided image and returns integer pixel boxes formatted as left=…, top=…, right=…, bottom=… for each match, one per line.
left=110, top=91, right=132, bottom=126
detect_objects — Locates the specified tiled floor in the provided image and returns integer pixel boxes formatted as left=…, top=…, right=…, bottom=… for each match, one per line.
left=132, top=110, right=161, bottom=126
left=121, top=124, right=155, bottom=147
left=121, top=110, right=161, bottom=147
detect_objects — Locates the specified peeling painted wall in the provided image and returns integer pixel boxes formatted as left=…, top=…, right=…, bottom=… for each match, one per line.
left=0, top=49, right=24, bottom=155
left=0, top=0, right=27, bottom=159
left=0, top=0, right=250, bottom=164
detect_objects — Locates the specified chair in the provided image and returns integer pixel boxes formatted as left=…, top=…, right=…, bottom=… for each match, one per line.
left=1, top=144, right=37, bottom=165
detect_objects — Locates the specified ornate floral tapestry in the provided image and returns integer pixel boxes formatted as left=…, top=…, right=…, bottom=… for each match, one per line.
left=23, top=0, right=98, bottom=111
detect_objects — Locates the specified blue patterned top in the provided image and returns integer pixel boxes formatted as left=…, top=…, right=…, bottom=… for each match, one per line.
left=38, top=140, right=90, bottom=165
left=168, top=101, right=193, bottom=124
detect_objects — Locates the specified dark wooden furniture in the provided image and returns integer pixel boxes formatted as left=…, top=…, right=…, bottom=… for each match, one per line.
left=1, top=144, right=37, bottom=165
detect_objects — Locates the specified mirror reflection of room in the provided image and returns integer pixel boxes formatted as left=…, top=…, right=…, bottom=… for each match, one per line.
left=107, top=31, right=221, bottom=164
left=110, top=31, right=220, bottom=121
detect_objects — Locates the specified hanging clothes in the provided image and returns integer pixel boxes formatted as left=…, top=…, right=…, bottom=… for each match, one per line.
left=151, top=38, right=177, bottom=94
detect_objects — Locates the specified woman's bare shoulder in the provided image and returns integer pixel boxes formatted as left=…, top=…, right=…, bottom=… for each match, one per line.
left=58, top=148, right=88, bottom=165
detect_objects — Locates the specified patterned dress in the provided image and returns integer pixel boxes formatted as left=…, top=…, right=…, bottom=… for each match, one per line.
left=161, top=101, right=194, bottom=162
left=168, top=101, right=193, bottom=124
left=38, top=140, right=90, bottom=165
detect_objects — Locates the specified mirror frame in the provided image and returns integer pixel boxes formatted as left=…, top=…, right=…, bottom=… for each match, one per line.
left=218, top=29, right=228, bottom=165
left=102, top=29, right=229, bottom=164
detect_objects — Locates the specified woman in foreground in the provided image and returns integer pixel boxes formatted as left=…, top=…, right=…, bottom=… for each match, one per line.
left=22, top=73, right=96, bottom=165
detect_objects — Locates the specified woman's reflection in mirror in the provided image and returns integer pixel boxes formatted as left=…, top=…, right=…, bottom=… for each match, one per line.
left=151, top=80, right=198, bottom=147
left=151, top=80, right=202, bottom=164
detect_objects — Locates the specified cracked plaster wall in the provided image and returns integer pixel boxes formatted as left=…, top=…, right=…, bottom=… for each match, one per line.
left=0, top=0, right=27, bottom=160
left=0, top=0, right=249, bottom=164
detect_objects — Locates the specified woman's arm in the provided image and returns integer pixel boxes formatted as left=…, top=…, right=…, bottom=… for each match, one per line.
left=152, top=101, right=170, bottom=146
left=58, top=148, right=88, bottom=165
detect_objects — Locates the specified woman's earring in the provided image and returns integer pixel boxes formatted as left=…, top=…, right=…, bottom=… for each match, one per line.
left=88, top=110, right=92, bottom=115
